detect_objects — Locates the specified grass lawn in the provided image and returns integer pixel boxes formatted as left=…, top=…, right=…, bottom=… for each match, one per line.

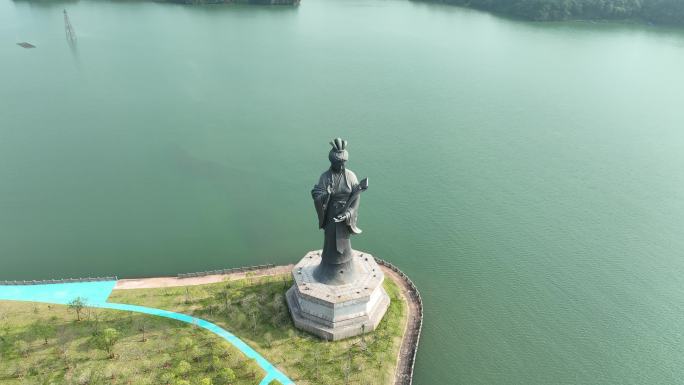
left=0, top=300, right=263, bottom=385
left=108, top=273, right=408, bottom=385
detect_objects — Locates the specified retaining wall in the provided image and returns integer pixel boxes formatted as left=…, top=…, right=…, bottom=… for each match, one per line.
left=0, top=276, right=118, bottom=286
left=374, top=258, right=423, bottom=385
left=177, top=263, right=275, bottom=279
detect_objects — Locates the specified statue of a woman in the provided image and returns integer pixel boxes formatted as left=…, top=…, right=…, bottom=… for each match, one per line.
left=311, top=138, right=367, bottom=285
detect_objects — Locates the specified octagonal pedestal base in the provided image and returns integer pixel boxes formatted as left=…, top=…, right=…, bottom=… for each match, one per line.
left=285, top=250, right=390, bottom=341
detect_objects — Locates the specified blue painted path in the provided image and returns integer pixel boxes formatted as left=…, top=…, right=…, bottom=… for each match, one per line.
left=0, top=281, right=294, bottom=385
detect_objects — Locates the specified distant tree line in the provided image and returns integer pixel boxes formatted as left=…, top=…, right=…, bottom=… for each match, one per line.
left=177, top=0, right=298, bottom=5
left=416, top=0, right=684, bottom=26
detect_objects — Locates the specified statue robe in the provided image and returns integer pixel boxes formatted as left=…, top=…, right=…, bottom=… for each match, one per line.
left=311, top=168, right=361, bottom=264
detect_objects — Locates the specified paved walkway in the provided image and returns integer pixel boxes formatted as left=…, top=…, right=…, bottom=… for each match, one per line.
left=0, top=281, right=293, bottom=385
left=115, top=265, right=294, bottom=290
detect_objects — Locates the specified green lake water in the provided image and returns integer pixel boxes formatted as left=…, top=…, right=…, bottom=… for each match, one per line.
left=2, top=0, right=684, bottom=383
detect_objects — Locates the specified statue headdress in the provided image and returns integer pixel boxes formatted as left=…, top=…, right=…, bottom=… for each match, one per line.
left=328, top=138, right=349, bottom=163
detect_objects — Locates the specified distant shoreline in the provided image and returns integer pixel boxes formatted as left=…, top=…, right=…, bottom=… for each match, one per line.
left=155, top=0, right=299, bottom=5
left=412, top=0, right=684, bottom=27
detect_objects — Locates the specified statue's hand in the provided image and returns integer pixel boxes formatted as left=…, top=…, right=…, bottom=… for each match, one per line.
left=333, top=211, right=350, bottom=223
left=326, top=185, right=332, bottom=196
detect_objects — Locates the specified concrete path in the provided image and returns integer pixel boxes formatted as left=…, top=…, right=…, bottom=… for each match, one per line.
left=0, top=281, right=294, bottom=385
left=115, top=264, right=294, bottom=290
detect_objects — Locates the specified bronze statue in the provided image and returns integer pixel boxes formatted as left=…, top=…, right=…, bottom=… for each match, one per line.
left=311, top=138, right=368, bottom=285
left=285, top=139, right=388, bottom=339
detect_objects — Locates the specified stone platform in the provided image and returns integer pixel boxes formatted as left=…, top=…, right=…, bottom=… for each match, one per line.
left=285, top=250, right=390, bottom=340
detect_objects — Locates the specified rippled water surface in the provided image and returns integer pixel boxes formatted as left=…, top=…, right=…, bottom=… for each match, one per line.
left=2, top=0, right=684, bottom=383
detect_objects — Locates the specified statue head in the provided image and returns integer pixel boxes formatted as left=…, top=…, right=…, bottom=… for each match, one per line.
left=328, top=138, right=348, bottom=172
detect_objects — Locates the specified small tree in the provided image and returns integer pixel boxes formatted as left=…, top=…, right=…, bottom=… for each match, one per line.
left=177, top=336, right=195, bottom=360
left=248, top=309, right=258, bottom=336
left=190, top=344, right=202, bottom=362
left=91, top=309, right=101, bottom=335
left=67, top=297, right=86, bottom=321
left=230, top=290, right=244, bottom=305
left=234, top=313, right=247, bottom=329
left=184, top=287, right=191, bottom=305
left=215, top=289, right=229, bottom=313
left=159, top=372, right=175, bottom=383
left=312, top=344, right=321, bottom=380
left=91, top=327, right=119, bottom=359
left=0, top=322, right=10, bottom=344
left=270, top=294, right=285, bottom=327
left=343, top=342, right=355, bottom=385
left=14, top=339, right=29, bottom=357
left=30, top=320, right=56, bottom=345
left=214, top=368, right=236, bottom=385
left=11, top=362, right=28, bottom=378
left=264, top=332, right=273, bottom=348
left=205, top=336, right=217, bottom=355
left=139, top=321, right=147, bottom=342
left=208, top=355, right=222, bottom=372
left=174, top=360, right=191, bottom=378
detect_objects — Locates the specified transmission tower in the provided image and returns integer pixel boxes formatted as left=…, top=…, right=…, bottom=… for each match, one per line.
left=64, top=9, right=76, bottom=42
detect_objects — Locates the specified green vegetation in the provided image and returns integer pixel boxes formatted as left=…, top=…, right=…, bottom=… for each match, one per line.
left=109, top=274, right=408, bottom=385
left=0, top=274, right=407, bottom=384
left=67, top=297, right=86, bottom=322
left=418, top=0, right=684, bottom=26
left=0, top=301, right=263, bottom=384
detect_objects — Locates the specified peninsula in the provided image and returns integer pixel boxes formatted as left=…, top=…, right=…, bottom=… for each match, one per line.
left=0, top=261, right=421, bottom=385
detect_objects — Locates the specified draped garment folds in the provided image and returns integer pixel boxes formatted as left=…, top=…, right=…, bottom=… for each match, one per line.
left=312, top=168, right=361, bottom=267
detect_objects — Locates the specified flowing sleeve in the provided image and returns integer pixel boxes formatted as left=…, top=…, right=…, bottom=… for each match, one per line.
left=345, top=170, right=362, bottom=234
left=311, top=172, right=329, bottom=229
left=312, top=173, right=328, bottom=202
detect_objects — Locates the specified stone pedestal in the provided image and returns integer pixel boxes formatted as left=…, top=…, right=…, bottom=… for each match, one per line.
left=285, top=250, right=390, bottom=340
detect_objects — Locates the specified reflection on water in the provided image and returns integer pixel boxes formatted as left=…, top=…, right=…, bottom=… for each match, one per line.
left=67, top=35, right=79, bottom=63
left=63, top=8, right=80, bottom=65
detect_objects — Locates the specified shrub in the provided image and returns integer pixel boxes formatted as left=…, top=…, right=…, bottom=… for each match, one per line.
left=175, top=360, right=192, bottom=377
left=214, top=368, right=236, bottom=385
left=90, top=327, right=119, bottom=359
left=13, top=340, right=29, bottom=357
